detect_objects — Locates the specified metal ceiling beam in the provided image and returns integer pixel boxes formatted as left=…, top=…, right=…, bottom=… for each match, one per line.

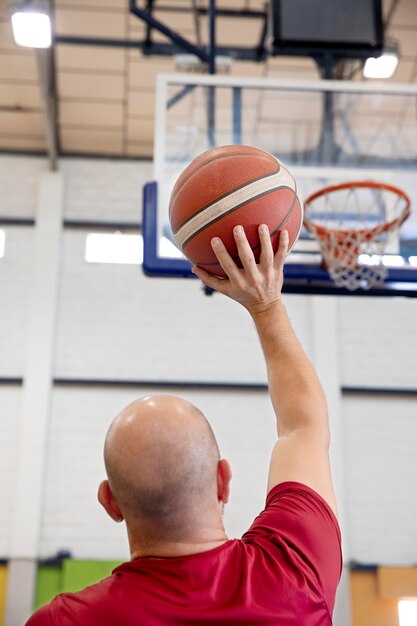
left=54, top=36, right=266, bottom=62
left=149, top=5, right=265, bottom=18
left=54, top=0, right=268, bottom=62
left=36, top=46, right=58, bottom=171
left=129, top=0, right=208, bottom=63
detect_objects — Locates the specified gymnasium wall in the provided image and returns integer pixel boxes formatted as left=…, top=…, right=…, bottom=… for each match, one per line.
left=0, top=153, right=416, bottom=572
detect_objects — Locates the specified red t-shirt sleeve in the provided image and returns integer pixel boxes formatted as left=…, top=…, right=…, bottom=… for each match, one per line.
left=242, top=481, right=342, bottom=614
left=25, top=604, right=53, bottom=626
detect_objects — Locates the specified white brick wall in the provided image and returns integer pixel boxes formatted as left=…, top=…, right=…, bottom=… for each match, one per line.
left=0, top=227, right=34, bottom=377
left=0, top=155, right=47, bottom=219
left=0, top=386, right=22, bottom=556
left=53, top=229, right=311, bottom=382
left=40, top=385, right=276, bottom=560
left=61, top=158, right=153, bottom=223
left=344, top=394, right=417, bottom=564
left=339, top=297, right=417, bottom=389
left=1, top=154, right=417, bottom=568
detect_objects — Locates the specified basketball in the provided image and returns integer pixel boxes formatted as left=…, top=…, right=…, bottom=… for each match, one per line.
left=169, top=145, right=303, bottom=276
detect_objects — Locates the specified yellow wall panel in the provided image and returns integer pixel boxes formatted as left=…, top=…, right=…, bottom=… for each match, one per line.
left=351, top=571, right=399, bottom=626
left=0, top=565, right=7, bottom=626
left=378, top=567, right=417, bottom=600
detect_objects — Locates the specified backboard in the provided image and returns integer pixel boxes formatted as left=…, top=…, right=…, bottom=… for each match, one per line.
left=142, top=73, right=417, bottom=296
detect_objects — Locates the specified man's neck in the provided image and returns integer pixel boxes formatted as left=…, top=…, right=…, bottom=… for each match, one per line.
left=129, top=528, right=229, bottom=560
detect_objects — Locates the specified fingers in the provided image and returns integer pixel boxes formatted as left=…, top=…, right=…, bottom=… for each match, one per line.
left=191, top=265, right=229, bottom=295
left=192, top=227, right=289, bottom=293
left=258, top=224, right=274, bottom=268
left=273, top=229, right=289, bottom=270
left=210, top=236, right=241, bottom=280
left=233, top=226, right=258, bottom=279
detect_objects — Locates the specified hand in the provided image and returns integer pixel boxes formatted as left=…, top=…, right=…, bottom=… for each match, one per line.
left=192, top=225, right=289, bottom=315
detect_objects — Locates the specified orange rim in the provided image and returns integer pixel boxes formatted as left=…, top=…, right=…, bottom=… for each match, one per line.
left=304, top=180, right=411, bottom=241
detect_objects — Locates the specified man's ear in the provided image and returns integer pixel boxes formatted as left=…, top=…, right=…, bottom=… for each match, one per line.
left=217, top=459, right=232, bottom=505
left=98, top=480, right=124, bottom=523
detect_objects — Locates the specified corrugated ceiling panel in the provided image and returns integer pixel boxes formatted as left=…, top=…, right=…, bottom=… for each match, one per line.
left=0, top=0, right=416, bottom=158
left=54, top=0, right=126, bottom=7
left=56, top=45, right=125, bottom=72
left=0, top=111, right=44, bottom=135
left=128, top=88, right=155, bottom=117
left=55, top=7, right=126, bottom=38
left=126, top=142, right=153, bottom=157
left=126, top=117, right=154, bottom=144
left=0, top=52, right=38, bottom=81
left=0, top=135, right=47, bottom=151
left=0, top=21, right=18, bottom=51
left=391, top=0, right=417, bottom=26
left=60, top=101, right=124, bottom=127
left=387, top=27, right=417, bottom=59
left=60, top=128, right=123, bottom=154
left=128, top=57, right=175, bottom=88
left=57, top=71, right=124, bottom=100
left=0, top=83, right=43, bottom=109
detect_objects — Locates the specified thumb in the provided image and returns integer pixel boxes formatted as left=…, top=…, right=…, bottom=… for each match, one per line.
left=192, top=266, right=229, bottom=294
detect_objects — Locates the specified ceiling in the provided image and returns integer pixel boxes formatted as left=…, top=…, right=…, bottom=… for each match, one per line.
left=0, top=0, right=416, bottom=159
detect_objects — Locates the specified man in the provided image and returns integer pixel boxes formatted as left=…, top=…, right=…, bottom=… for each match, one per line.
left=27, top=226, right=342, bottom=625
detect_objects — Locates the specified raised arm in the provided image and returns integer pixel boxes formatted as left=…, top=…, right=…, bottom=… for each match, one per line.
left=193, top=225, right=338, bottom=517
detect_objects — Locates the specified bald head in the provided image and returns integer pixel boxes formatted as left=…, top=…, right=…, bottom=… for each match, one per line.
left=104, top=395, right=221, bottom=533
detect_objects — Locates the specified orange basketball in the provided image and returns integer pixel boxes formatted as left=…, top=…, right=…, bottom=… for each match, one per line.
left=169, top=145, right=303, bottom=276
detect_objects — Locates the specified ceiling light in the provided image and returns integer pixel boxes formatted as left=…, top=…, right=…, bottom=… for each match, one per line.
left=382, top=254, right=405, bottom=267
left=11, top=0, right=52, bottom=48
left=174, top=54, right=233, bottom=73
left=363, top=42, right=399, bottom=79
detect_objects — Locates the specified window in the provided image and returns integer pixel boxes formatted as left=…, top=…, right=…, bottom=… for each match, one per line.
left=398, top=600, right=417, bottom=626
left=85, top=232, right=184, bottom=265
left=85, top=233, right=143, bottom=265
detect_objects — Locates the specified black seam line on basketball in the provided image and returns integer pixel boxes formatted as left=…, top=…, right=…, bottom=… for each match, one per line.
left=169, top=151, right=278, bottom=213
left=181, top=184, right=294, bottom=251
left=171, top=164, right=280, bottom=233
left=198, top=207, right=296, bottom=267
left=196, top=173, right=299, bottom=267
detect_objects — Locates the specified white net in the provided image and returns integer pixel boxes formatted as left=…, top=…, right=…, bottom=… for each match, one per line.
left=304, top=182, right=410, bottom=291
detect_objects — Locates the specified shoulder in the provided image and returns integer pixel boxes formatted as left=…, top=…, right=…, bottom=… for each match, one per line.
left=26, top=574, right=119, bottom=625
left=244, top=480, right=341, bottom=542
left=242, top=481, right=342, bottom=613
left=25, top=603, right=53, bottom=626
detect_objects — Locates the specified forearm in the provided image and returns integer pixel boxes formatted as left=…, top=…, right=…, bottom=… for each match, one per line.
left=251, top=300, right=329, bottom=438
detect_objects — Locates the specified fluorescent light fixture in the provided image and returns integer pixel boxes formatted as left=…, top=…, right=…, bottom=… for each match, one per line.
left=11, top=1, right=51, bottom=48
left=382, top=254, right=405, bottom=267
left=159, top=236, right=185, bottom=259
left=85, top=233, right=143, bottom=265
left=0, top=229, right=5, bottom=258
left=359, top=254, right=380, bottom=266
left=364, top=43, right=399, bottom=79
left=174, top=54, right=232, bottom=73
left=359, top=254, right=406, bottom=267
left=409, top=256, right=417, bottom=267
left=398, top=600, right=417, bottom=626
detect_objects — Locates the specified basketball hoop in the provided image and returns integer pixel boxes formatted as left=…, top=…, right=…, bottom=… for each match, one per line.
left=303, top=181, right=411, bottom=291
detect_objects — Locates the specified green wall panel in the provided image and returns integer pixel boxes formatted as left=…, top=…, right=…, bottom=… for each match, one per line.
left=62, top=560, right=121, bottom=593
left=35, top=560, right=122, bottom=610
left=35, top=565, right=62, bottom=609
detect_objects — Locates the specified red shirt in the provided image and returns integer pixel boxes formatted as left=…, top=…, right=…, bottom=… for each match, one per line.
left=27, top=482, right=342, bottom=625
